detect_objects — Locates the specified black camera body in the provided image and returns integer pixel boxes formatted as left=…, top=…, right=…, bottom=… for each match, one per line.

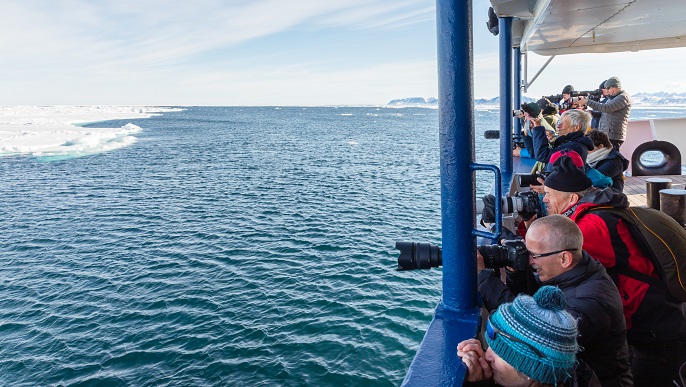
left=502, top=191, right=541, bottom=215
left=544, top=89, right=602, bottom=106
left=587, top=89, right=603, bottom=102
left=477, top=239, right=529, bottom=271
left=518, top=171, right=549, bottom=187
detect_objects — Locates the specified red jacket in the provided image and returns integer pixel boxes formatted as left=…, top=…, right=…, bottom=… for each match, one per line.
left=565, top=188, right=685, bottom=343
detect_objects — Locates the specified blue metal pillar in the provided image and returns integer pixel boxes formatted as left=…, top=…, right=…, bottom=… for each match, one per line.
left=401, top=0, right=481, bottom=385
left=513, top=46, right=522, bottom=147
left=438, top=2, right=477, bottom=313
left=499, top=17, right=513, bottom=190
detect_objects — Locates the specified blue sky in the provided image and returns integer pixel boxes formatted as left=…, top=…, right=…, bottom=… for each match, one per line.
left=2, top=0, right=685, bottom=106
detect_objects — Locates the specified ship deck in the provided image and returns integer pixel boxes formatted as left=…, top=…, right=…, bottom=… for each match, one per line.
left=623, top=175, right=686, bottom=207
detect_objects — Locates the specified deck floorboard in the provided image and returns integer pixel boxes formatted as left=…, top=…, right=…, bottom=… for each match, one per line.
left=623, top=175, right=686, bottom=207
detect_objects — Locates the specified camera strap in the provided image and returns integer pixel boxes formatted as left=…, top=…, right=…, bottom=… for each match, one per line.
left=562, top=203, right=580, bottom=218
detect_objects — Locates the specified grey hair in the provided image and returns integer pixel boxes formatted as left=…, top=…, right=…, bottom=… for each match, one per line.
left=529, top=215, right=584, bottom=263
left=563, top=109, right=591, bottom=132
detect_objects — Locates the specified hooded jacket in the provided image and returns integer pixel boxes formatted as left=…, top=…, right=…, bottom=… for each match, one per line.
left=567, top=188, right=686, bottom=345
left=593, top=149, right=629, bottom=191
left=478, top=252, right=632, bottom=386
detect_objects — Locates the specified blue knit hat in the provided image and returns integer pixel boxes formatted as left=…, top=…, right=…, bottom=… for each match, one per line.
left=485, top=286, right=578, bottom=385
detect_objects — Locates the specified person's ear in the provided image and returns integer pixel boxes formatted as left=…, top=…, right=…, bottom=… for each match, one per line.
left=569, top=193, right=581, bottom=205
left=560, top=251, right=573, bottom=269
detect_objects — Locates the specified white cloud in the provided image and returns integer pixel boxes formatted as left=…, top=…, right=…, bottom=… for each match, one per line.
left=2, top=1, right=683, bottom=105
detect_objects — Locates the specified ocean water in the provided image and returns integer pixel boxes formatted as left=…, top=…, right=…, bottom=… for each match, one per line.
left=1, top=106, right=684, bottom=386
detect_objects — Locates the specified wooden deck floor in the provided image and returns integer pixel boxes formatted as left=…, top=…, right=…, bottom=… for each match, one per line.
left=623, top=175, right=686, bottom=207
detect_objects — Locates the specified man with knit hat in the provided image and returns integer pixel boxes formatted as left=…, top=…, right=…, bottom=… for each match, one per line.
left=538, top=156, right=686, bottom=385
left=577, top=76, right=632, bottom=150
left=458, top=286, right=598, bottom=385
left=478, top=213, right=632, bottom=386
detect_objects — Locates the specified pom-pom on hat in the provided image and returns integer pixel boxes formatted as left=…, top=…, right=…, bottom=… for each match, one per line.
left=561, top=85, right=574, bottom=95
left=486, top=286, right=578, bottom=385
left=544, top=156, right=592, bottom=192
left=604, top=76, right=621, bottom=89
left=549, top=149, right=583, bottom=168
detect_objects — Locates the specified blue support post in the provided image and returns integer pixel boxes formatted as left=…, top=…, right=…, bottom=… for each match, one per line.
left=513, top=46, right=522, bottom=147
left=499, top=17, right=513, bottom=191
left=401, top=0, right=481, bottom=385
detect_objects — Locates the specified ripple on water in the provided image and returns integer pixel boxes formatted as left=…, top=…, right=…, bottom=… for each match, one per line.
left=0, top=107, right=452, bottom=385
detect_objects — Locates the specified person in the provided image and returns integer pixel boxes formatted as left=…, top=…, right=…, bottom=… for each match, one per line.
left=548, top=149, right=613, bottom=189
left=558, top=85, right=577, bottom=113
left=590, top=80, right=610, bottom=129
left=458, top=286, right=599, bottom=386
left=513, top=102, right=542, bottom=159
left=478, top=214, right=632, bottom=386
left=536, top=156, right=686, bottom=385
left=541, top=98, right=560, bottom=129
left=586, top=130, right=629, bottom=191
left=577, top=76, right=631, bottom=151
left=531, top=108, right=594, bottom=172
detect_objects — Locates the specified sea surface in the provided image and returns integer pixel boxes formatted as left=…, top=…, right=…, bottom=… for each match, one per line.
left=1, top=106, right=685, bottom=386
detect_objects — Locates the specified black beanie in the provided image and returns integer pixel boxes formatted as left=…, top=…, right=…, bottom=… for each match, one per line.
left=562, top=85, right=574, bottom=95
left=545, top=156, right=592, bottom=192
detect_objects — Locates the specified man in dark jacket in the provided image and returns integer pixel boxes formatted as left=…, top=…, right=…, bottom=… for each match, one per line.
left=478, top=214, right=633, bottom=386
left=531, top=108, right=594, bottom=172
left=538, top=156, right=686, bottom=385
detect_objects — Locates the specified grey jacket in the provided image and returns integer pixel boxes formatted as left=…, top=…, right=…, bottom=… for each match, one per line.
left=587, top=90, right=632, bottom=141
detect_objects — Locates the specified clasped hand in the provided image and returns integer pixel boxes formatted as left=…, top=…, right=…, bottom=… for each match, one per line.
left=457, top=339, right=492, bottom=382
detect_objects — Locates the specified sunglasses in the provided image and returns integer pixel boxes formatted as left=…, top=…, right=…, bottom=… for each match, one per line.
left=486, top=317, right=546, bottom=358
left=529, top=248, right=577, bottom=259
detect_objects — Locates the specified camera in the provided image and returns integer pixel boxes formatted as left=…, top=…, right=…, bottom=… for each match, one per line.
left=513, top=109, right=523, bottom=117
left=587, top=89, right=603, bottom=101
left=396, top=241, right=442, bottom=270
left=477, top=239, right=529, bottom=271
left=517, top=171, right=549, bottom=187
left=501, top=191, right=541, bottom=216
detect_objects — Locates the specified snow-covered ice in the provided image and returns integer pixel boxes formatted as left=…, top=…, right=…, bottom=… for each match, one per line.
left=0, top=105, right=181, bottom=158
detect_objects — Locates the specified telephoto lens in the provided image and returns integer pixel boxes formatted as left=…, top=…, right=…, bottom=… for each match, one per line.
left=396, top=241, right=442, bottom=270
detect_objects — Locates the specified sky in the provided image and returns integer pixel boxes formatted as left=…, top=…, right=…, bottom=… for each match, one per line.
left=2, top=0, right=685, bottom=106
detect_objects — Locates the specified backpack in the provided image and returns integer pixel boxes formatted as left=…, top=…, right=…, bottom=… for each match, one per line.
left=587, top=206, right=686, bottom=301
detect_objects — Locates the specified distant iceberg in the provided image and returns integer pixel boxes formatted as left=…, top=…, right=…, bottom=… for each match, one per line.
left=389, top=92, right=686, bottom=108
left=387, top=96, right=535, bottom=108
left=387, top=97, right=438, bottom=108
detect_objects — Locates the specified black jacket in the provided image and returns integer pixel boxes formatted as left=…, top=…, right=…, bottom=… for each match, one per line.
left=594, top=150, right=629, bottom=191
left=478, top=252, right=633, bottom=386
left=531, top=128, right=595, bottom=172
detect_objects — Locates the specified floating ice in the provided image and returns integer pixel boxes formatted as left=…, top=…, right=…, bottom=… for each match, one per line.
left=0, top=105, right=180, bottom=159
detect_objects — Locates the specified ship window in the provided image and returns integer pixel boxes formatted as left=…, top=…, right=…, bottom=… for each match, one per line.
left=639, top=150, right=666, bottom=167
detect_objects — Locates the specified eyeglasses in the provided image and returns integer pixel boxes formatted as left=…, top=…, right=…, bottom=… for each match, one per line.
left=529, top=248, right=577, bottom=259
left=486, top=317, right=546, bottom=358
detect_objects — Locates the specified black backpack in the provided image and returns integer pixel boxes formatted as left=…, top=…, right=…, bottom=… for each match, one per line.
left=587, top=206, right=686, bottom=302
